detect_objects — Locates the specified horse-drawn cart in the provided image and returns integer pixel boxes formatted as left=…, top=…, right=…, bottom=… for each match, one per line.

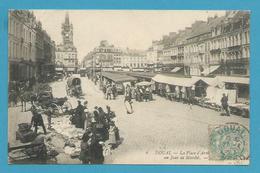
left=32, top=83, right=72, bottom=115
left=35, top=92, right=72, bottom=115
left=66, top=77, right=82, bottom=98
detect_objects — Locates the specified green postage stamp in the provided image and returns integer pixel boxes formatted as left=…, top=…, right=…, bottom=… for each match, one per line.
left=209, top=122, right=249, bottom=161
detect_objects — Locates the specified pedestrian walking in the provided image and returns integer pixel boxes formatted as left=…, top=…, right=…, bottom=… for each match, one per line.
left=221, top=93, right=230, bottom=116
left=112, top=84, right=117, bottom=99
left=124, top=85, right=133, bottom=114
left=106, top=85, right=112, bottom=100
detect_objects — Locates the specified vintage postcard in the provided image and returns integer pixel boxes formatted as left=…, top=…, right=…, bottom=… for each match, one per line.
left=7, top=10, right=250, bottom=164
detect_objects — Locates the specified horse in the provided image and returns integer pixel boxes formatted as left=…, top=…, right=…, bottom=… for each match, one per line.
left=19, top=88, right=37, bottom=112
left=8, top=90, right=18, bottom=107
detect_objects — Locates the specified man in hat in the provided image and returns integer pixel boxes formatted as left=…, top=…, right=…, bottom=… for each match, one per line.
left=30, top=105, right=47, bottom=135
left=221, top=93, right=230, bottom=116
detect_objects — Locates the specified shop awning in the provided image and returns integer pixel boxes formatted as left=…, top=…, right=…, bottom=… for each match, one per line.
left=127, top=72, right=156, bottom=79
left=152, top=74, right=197, bottom=87
left=171, top=67, right=183, bottom=73
left=201, top=65, right=220, bottom=75
left=102, top=72, right=137, bottom=83
left=216, top=76, right=249, bottom=85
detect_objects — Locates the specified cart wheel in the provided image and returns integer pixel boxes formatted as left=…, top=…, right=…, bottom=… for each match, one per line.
left=61, top=101, right=72, bottom=113
left=50, top=103, right=60, bottom=115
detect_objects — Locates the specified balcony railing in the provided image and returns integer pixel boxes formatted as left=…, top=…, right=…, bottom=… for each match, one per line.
left=209, top=57, right=249, bottom=65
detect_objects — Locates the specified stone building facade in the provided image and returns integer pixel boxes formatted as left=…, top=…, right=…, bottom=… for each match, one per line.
left=148, top=11, right=250, bottom=77
left=8, top=10, right=56, bottom=81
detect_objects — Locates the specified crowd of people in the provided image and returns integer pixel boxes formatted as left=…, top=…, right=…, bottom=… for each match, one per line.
left=102, top=83, right=118, bottom=100
left=27, top=98, right=121, bottom=164
left=69, top=100, right=120, bottom=164
left=133, top=85, right=153, bottom=102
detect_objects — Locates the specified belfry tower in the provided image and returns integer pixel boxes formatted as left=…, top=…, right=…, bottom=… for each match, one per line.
left=61, top=12, right=74, bottom=46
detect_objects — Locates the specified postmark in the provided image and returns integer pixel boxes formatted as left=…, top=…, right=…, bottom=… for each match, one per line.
left=209, top=122, right=249, bottom=161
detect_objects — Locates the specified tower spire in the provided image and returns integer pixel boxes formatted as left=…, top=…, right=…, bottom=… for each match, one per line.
left=65, top=12, right=69, bottom=25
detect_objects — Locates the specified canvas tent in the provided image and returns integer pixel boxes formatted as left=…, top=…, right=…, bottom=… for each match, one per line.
left=152, top=74, right=196, bottom=87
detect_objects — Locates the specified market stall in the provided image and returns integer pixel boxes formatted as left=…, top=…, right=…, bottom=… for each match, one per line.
left=216, top=76, right=250, bottom=117
left=101, top=72, right=137, bottom=95
left=152, top=74, right=198, bottom=102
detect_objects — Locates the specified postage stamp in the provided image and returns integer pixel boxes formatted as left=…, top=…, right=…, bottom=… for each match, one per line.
left=209, top=122, right=249, bottom=161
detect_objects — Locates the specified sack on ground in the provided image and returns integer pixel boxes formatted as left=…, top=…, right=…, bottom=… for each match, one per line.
left=16, top=130, right=36, bottom=143
left=18, top=123, right=31, bottom=132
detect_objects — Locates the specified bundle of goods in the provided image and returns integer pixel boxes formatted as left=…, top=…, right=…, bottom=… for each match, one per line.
left=24, top=136, right=47, bottom=160
left=16, top=123, right=36, bottom=143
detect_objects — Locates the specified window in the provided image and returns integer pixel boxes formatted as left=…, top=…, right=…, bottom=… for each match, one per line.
left=10, top=41, right=13, bottom=58
left=8, top=41, right=11, bottom=57
left=14, top=21, right=16, bottom=36
left=17, top=23, right=20, bottom=38
left=29, top=32, right=31, bottom=42
left=8, top=19, right=11, bottom=33
left=247, top=31, right=250, bottom=43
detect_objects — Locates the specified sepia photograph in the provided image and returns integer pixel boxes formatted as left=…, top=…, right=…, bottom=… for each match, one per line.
left=7, top=10, right=250, bottom=164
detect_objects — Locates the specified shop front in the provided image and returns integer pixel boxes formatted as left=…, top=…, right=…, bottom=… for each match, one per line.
left=9, top=59, right=36, bottom=81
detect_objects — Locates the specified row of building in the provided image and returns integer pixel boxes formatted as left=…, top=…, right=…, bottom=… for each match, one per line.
left=81, top=40, right=147, bottom=72
left=8, top=10, right=56, bottom=82
left=81, top=11, right=250, bottom=77
left=148, top=11, right=250, bottom=76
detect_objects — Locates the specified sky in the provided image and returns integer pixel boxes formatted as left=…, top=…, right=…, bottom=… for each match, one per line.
left=32, top=10, right=226, bottom=62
